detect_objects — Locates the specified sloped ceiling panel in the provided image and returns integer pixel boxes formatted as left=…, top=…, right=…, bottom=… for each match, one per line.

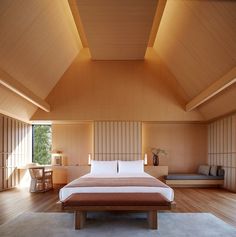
left=0, top=0, right=82, bottom=100
left=75, top=0, right=157, bottom=60
left=154, top=0, right=236, bottom=100
left=153, top=0, right=236, bottom=120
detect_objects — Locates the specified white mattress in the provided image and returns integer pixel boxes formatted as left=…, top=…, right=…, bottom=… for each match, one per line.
left=59, top=172, right=174, bottom=202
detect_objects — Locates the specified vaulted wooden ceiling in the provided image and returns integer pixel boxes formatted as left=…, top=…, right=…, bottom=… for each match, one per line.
left=71, top=0, right=158, bottom=60
left=0, top=0, right=82, bottom=121
left=154, top=0, right=236, bottom=120
left=0, top=0, right=235, bottom=122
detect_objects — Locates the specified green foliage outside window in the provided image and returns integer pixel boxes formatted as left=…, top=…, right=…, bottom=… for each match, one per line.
left=33, top=125, right=52, bottom=165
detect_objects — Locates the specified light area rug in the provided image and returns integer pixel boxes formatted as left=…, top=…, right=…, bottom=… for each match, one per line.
left=0, top=212, right=236, bottom=237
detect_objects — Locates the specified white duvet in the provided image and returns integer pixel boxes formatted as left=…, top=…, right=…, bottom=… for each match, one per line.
left=59, top=172, right=174, bottom=202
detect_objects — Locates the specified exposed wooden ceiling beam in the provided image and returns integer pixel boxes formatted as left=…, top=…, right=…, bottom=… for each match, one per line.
left=0, top=69, right=50, bottom=112
left=68, top=0, right=88, bottom=47
left=186, top=67, right=236, bottom=112
left=148, top=0, right=167, bottom=47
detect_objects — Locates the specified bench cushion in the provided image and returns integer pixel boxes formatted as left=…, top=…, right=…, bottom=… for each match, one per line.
left=165, top=174, right=224, bottom=180
left=63, top=193, right=170, bottom=207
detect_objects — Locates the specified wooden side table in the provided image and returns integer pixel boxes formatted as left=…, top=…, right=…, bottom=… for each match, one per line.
left=144, top=166, right=168, bottom=180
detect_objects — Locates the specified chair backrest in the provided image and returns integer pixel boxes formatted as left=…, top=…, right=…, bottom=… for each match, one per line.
left=29, top=167, right=45, bottom=179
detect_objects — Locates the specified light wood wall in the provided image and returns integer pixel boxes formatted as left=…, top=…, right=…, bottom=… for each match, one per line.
left=52, top=121, right=207, bottom=175
left=208, top=115, right=236, bottom=191
left=32, top=48, right=203, bottom=122
left=142, top=122, right=208, bottom=173
left=52, top=123, right=93, bottom=166
left=0, top=114, right=32, bottom=191
left=94, top=121, right=142, bottom=160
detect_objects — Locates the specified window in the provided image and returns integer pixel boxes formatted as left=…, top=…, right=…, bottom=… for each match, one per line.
left=32, top=125, right=52, bottom=165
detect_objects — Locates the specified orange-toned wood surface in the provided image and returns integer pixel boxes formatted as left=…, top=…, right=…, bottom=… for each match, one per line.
left=142, top=122, right=207, bottom=173
left=0, top=188, right=236, bottom=227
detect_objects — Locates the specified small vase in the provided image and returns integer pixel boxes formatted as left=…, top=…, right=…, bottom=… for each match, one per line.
left=153, top=154, right=159, bottom=166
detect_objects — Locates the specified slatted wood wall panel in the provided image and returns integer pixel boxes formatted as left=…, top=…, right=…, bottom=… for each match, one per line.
left=0, top=114, right=32, bottom=191
left=94, top=121, right=142, bottom=161
left=208, top=115, right=236, bottom=192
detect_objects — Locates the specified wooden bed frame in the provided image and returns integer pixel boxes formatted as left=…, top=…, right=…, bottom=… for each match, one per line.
left=62, top=193, right=175, bottom=229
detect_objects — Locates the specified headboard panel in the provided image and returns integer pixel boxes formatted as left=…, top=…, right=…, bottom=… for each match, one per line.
left=94, top=121, right=142, bottom=161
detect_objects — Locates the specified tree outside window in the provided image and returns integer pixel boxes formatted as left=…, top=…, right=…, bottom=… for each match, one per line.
left=33, top=125, right=52, bottom=165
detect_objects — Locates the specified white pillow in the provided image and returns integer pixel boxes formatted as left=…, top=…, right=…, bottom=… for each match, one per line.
left=118, top=160, right=144, bottom=173
left=90, top=160, right=118, bottom=174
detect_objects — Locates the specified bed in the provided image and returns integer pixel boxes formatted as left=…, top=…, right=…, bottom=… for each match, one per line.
left=60, top=160, right=175, bottom=229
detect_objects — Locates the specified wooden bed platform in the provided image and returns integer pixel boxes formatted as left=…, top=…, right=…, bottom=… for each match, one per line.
left=62, top=193, right=175, bottom=229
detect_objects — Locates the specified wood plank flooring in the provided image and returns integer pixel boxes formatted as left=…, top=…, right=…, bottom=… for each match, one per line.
left=0, top=187, right=236, bottom=227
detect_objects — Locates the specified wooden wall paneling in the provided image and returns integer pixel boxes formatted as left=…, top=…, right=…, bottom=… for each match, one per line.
left=219, top=120, right=223, bottom=166
left=228, top=117, right=232, bottom=154
left=0, top=115, right=3, bottom=190
left=223, top=118, right=228, bottom=167
left=216, top=120, right=220, bottom=164
left=12, top=120, right=16, bottom=187
left=211, top=122, right=214, bottom=164
left=142, top=122, right=207, bottom=173
left=21, top=123, right=24, bottom=166
left=28, top=125, right=32, bottom=164
left=232, top=115, right=236, bottom=182
left=225, top=167, right=228, bottom=189
left=208, top=114, right=236, bottom=191
left=232, top=168, right=236, bottom=191
left=3, top=117, right=7, bottom=189
left=207, top=124, right=210, bottom=164
left=15, top=121, right=19, bottom=167
left=52, top=123, right=93, bottom=166
left=228, top=168, right=232, bottom=190
left=23, top=124, right=27, bottom=165
left=94, top=121, right=142, bottom=161
left=0, top=115, right=2, bottom=153
left=0, top=114, right=31, bottom=191
left=7, top=118, right=12, bottom=188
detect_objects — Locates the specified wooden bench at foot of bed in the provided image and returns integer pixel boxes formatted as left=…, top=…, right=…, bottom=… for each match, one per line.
left=62, top=193, right=175, bottom=230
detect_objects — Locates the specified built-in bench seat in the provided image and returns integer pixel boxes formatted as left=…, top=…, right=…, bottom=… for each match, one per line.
left=165, top=165, right=224, bottom=187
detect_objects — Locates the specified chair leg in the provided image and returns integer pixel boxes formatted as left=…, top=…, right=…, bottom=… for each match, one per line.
left=30, top=179, right=37, bottom=192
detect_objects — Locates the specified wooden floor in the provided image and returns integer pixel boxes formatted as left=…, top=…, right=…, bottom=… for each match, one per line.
left=0, top=187, right=236, bottom=227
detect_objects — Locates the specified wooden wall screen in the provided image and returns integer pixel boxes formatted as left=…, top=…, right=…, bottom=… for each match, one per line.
left=208, top=115, right=236, bottom=191
left=0, top=114, right=32, bottom=191
left=94, top=121, right=142, bottom=161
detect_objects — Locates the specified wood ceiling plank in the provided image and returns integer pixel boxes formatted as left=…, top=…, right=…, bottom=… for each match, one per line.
left=0, top=69, right=50, bottom=112
left=148, top=0, right=167, bottom=47
left=0, top=0, right=81, bottom=99
left=68, top=0, right=88, bottom=47
left=154, top=0, right=236, bottom=98
left=186, top=67, right=236, bottom=112
left=76, top=0, right=157, bottom=60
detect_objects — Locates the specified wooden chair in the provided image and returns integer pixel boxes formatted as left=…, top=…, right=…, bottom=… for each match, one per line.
left=29, top=167, right=53, bottom=192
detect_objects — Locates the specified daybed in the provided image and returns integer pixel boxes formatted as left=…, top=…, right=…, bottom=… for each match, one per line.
left=60, top=160, right=175, bottom=229
left=165, top=165, right=224, bottom=187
